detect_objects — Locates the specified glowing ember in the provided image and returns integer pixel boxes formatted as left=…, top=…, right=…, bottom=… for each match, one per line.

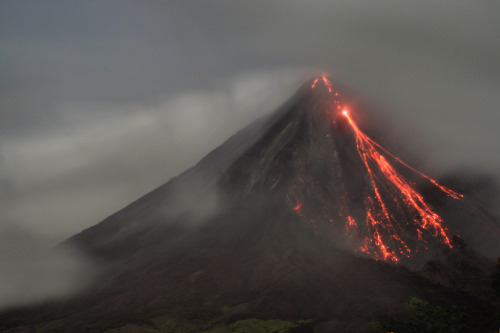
left=321, top=75, right=333, bottom=93
left=311, top=75, right=333, bottom=93
left=347, top=216, right=356, bottom=226
left=294, top=200, right=305, bottom=217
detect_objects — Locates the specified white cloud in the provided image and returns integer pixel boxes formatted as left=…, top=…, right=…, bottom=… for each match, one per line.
left=1, top=69, right=310, bottom=239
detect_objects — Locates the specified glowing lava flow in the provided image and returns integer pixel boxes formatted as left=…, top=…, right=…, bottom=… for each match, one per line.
left=294, top=200, right=305, bottom=217
left=311, top=75, right=333, bottom=93
left=303, top=75, right=463, bottom=262
left=341, top=108, right=462, bottom=262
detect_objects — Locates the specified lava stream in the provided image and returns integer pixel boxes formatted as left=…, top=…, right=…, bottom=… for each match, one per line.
left=341, top=108, right=462, bottom=262
left=306, top=76, right=463, bottom=262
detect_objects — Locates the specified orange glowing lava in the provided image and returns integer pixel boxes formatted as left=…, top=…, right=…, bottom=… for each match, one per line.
left=341, top=109, right=462, bottom=261
left=347, top=216, right=356, bottom=226
left=294, top=200, right=305, bottom=217
left=321, top=75, right=333, bottom=93
left=293, top=76, right=463, bottom=263
left=311, top=75, right=333, bottom=93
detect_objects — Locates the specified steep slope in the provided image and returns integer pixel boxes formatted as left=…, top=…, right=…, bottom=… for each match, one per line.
left=66, top=76, right=470, bottom=265
left=2, top=77, right=499, bottom=332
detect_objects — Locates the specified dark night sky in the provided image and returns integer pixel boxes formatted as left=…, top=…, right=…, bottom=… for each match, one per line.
left=1, top=1, right=499, bottom=241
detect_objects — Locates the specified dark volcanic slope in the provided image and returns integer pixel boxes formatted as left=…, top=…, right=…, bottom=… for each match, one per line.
left=64, top=78, right=346, bottom=260
left=2, top=78, right=499, bottom=333
left=66, top=76, right=498, bottom=266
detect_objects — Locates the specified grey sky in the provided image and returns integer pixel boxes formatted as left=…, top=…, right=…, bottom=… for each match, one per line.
left=1, top=1, right=500, bottom=242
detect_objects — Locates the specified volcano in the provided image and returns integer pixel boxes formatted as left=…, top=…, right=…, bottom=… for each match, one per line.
left=2, top=77, right=500, bottom=332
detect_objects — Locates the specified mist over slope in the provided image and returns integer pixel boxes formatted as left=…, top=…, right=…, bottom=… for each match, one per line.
left=0, top=224, right=93, bottom=310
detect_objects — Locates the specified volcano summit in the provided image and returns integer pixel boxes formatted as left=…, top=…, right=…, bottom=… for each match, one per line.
left=2, top=77, right=499, bottom=332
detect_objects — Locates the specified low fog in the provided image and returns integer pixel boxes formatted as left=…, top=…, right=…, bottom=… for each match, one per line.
left=1, top=1, right=499, bottom=308
left=0, top=224, right=92, bottom=310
